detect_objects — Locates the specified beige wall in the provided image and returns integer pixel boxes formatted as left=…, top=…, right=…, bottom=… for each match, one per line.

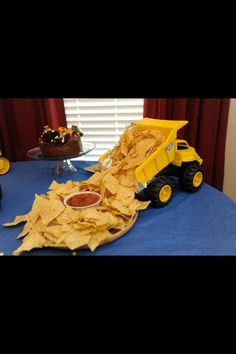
left=223, top=99, right=236, bottom=201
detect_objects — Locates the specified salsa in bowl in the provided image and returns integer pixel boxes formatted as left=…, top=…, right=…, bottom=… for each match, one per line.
left=64, top=192, right=102, bottom=209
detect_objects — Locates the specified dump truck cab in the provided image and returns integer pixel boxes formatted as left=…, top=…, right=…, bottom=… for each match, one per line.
left=173, top=139, right=203, bottom=167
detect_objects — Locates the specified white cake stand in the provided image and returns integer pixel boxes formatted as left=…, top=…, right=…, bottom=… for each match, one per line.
left=27, top=142, right=95, bottom=175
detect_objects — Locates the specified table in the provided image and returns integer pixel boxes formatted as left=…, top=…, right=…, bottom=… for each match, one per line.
left=1, top=160, right=236, bottom=255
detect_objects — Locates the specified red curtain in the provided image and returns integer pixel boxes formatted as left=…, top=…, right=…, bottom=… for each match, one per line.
left=0, top=99, right=67, bottom=162
left=144, top=98, right=230, bottom=191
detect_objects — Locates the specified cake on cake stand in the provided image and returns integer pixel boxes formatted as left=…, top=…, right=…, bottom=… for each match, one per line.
left=27, top=142, right=95, bottom=175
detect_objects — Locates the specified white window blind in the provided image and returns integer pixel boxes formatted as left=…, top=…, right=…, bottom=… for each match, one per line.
left=63, top=98, right=144, bottom=161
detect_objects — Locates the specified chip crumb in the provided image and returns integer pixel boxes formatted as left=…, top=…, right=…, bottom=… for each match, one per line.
left=72, top=251, right=77, bottom=256
left=0, top=252, right=4, bottom=256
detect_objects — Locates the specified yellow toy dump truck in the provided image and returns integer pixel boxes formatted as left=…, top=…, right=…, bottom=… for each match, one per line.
left=0, top=156, right=11, bottom=207
left=134, top=118, right=204, bottom=207
left=99, top=118, right=204, bottom=208
left=0, top=156, right=10, bottom=176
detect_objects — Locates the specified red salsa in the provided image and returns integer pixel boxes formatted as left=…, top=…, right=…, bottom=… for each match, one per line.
left=67, top=193, right=100, bottom=207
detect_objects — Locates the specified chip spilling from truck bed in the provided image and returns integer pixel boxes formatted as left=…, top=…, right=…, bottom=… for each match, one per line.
left=3, top=123, right=165, bottom=255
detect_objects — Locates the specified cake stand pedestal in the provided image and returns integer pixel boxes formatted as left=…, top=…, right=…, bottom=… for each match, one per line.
left=54, top=159, right=78, bottom=175
left=27, top=142, right=95, bottom=176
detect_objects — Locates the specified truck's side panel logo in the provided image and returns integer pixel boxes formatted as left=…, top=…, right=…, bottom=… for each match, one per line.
left=166, top=142, right=174, bottom=152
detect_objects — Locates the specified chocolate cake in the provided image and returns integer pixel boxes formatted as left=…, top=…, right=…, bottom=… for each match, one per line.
left=39, top=126, right=83, bottom=158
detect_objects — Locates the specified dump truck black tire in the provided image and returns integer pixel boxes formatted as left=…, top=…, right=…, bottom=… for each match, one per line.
left=146, top=176, right=174, bottom=208
left=135, top=189, right=150, bottom=202
left=180, top=164, right=204, bottom=192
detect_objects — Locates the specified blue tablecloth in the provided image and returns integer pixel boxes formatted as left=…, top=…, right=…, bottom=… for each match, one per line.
left=0, top=160, right=236, bottom=255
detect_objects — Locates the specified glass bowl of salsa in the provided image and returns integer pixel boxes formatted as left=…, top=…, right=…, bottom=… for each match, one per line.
left=64, top=192, right=102, bottom=209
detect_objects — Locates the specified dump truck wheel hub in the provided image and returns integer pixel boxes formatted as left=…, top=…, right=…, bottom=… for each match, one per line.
left=0, top=157, right=11, bottom=175
left=193, top=171, right=203, bottom=187
left=159, top=185, right=172, bottom=202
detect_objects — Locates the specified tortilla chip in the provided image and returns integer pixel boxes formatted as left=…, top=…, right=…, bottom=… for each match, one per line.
left=39, top=198, right=65, bottom=225
left=111, top=200, right=131, bottom=216
left=3, top=213, right=29, bottom=227
left=87, top=238, right=100, bottom=252
left=46, top=225, right=62, bottom=238
left=17, top=221, right=34, bottom=239
left=56, top=207, right=79, bottom=225
left=13, top=231, right=46, bottom=256
left=48, top=180, right=61, bottom=191
left=93, top=229, right=111, bottom=244
left=64, top=231, right=91, bottom=250
left=102, top=173, right=119, bottom=195
left=86, top=171, right=103, bottom=185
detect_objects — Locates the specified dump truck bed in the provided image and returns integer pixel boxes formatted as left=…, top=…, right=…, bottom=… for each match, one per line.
left=134, top=118, right=188, bottom=185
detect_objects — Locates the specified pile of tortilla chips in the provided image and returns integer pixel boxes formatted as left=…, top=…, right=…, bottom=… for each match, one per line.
left=3, top=123, right=164, bottom=255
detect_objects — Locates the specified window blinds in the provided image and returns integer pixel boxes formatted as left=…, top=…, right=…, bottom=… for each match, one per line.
left=63, top=98, right=144, bottom=161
